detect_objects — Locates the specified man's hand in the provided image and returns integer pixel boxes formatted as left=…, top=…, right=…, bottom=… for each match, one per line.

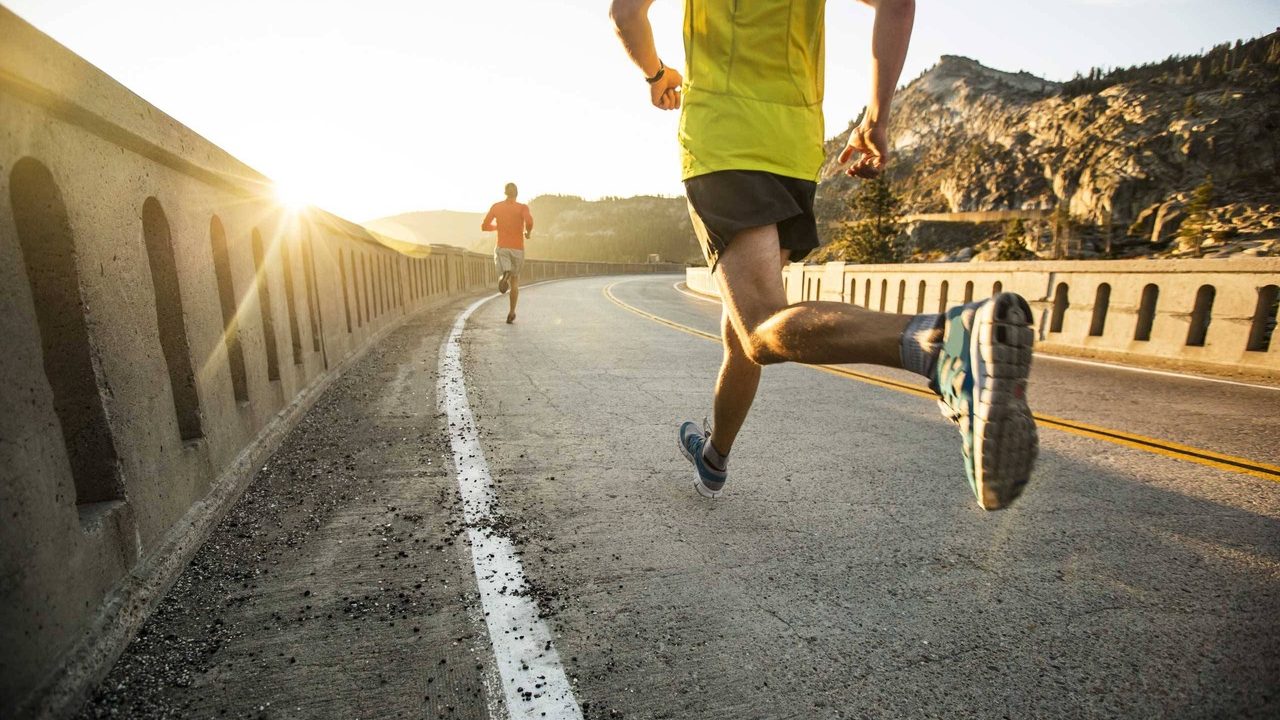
left=838, top=118, right=890, bottom=178
left=649, top=66, right=683, bottom=110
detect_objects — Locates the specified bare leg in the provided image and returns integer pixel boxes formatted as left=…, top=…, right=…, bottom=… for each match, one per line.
left=709, top=307, right=761, bottom=455
left=715, top=225, right=914, bottom=367
left=507, top=274, right=519, bottom=322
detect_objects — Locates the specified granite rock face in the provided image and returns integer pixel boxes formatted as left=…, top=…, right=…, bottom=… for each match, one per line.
left=817, top=35, right=1280, bottom=260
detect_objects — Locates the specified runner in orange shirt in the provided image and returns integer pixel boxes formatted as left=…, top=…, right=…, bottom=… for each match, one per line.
left=481, top=182, right=534, bottom=324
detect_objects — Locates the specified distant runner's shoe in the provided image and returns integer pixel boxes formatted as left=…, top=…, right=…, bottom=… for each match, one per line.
left=506, top=312, right=515, bottom=324
left=678, top=418, right=727, bottom=498
left=498, top=273, right=510, bottom=294
left=934, top=292, right=1038, bottom=510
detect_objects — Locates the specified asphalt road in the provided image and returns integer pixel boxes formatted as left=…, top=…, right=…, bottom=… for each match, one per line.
left=462, top=274, right=1279, bottom=719
left=80, top=274, right=1280, bottom=719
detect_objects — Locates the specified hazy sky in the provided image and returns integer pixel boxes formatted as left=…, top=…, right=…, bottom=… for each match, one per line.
left=6, top=1, right=1277, bottom=220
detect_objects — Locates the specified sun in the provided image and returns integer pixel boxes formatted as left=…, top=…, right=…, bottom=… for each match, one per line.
left=273, top=182, right=312, bottom=213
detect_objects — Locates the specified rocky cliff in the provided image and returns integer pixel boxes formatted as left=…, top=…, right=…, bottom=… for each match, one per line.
left=817, top=33, right=1280, bottom=260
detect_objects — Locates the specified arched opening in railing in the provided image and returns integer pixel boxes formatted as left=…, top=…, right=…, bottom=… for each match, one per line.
left=938, top=280, right=949, bottom=314
left=278, top=239, right=303, bottom=365
left=142, top=197, right=203, bottom=441
left=361, top=253, right=372, bottom=324
left=1050, top=282, right=1069, bottom=333
left=814, top=278, right=822, bottom=300
left=10, top=157, right=124, bottom=510
left=916, top=280, right=926, bottom=314
left=250, top=229, right=282, bottom=381
left=300, top=232, right=321, bottom=353
left=1089, top=283, right=1111, bottom=337
left=1186, top=284, right=1215, bottom=347
left=864, top=278, right=871, bottom=307
left=1247, top=284, right=1279, bottom=352
left=879, top=279, right=888, bottom=311
left=338, top=249, right=353, bottom=333
left=992, top=280, right=1003, bottom=296
left=963, top=281, right=974, bottom=304
left=896, top=280, right=905, bottom=314
left=210, top=216, right=249, bottom=402
left=1134, top=284, right=1158, bottom=341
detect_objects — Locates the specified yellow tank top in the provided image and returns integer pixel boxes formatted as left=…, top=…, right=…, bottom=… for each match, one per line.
left=680, top=0, right=827, bottom=182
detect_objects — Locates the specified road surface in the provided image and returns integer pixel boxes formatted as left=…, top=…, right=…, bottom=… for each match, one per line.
left=82, top=274, right=1280, bottom=719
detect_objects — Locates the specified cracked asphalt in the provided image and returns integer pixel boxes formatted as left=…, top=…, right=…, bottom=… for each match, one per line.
left=77, top=275, right=1280, bottom=719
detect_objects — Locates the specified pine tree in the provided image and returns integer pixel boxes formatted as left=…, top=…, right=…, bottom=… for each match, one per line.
left=1051, top=203, right=1073, bottom=259
left=1177, top=176, right=1214, bottom=254
left=996, top=219, right=1034, bottom=261
left=832, top=178, right=903, bottom=264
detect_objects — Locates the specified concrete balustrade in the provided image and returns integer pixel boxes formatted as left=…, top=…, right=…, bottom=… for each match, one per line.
left=0, top=9, right=680, bottom=718
left=687, top=258, right=1280, bottom=378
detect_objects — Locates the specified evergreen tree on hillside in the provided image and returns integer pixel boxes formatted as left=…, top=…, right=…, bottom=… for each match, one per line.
left=1177, top=176, right=1214, bottom=254
left=1051, top=203, right=1073, bottom=259
left=996, top=219, right=1034, bottom=261
left=830, top=178, right=903, bottom=264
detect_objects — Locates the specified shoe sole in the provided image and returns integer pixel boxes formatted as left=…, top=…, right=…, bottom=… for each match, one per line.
left=970, top=293, right=1038, bottom=510
left=677, top=430, right=723, bottom=499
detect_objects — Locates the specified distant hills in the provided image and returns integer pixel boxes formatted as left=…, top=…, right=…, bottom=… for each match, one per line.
left=364, top=210, right=489, bottom=252
left=365, top=195, right=701, bottom=265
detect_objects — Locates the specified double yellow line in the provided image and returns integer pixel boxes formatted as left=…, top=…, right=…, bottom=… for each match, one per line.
left=603, top=281, right=1280, bottom=483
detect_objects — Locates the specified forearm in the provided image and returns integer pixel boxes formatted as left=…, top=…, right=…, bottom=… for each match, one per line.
left=865, top=0, right=915, bottom=125
left=610, top=0, right=662, bottom=77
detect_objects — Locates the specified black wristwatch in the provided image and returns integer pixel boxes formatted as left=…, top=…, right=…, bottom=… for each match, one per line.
left=645, top=61, right=666, bottom=85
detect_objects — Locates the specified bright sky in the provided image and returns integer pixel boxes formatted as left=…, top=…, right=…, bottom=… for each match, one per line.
left=6, top=0, right=1278, bottom=221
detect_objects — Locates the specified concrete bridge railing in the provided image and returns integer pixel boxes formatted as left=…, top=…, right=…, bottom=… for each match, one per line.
left=0, top=9, right=680, bottom=718
left=687, top=258, right=1280, bottom=379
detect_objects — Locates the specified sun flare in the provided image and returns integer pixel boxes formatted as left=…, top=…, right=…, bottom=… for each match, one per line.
left=273, top=182, right=311, bottom=213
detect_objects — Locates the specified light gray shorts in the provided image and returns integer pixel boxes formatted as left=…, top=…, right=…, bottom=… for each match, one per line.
left=494, top=247, right=524, bottom=276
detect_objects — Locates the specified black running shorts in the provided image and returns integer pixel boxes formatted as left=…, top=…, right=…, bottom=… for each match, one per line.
left=684, top=169, right=820, bottom=269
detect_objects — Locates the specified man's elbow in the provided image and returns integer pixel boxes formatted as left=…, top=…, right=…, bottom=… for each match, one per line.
left=858, top=0, right=914, bottom=10
left=609, top=0, right=644, bottom=27
left=863, top=0, right=915, bottom=11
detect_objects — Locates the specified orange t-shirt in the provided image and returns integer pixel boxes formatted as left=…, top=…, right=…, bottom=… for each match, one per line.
left=482, top=200, right=533, bottom=250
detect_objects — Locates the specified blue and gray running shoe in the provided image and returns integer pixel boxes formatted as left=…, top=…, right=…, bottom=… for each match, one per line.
left=678, top=418, right=727, bottom=498
left=934, top=292, right=1038, bottom=510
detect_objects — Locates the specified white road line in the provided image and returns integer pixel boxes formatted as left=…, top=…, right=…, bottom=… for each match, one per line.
left=439, top=294, right=584, bottom=720
left=666, top=279, right=1280, bottom=392
left=673, top=280, right=721, bottom=304
left=1035, top=354, right=1280, bottom=391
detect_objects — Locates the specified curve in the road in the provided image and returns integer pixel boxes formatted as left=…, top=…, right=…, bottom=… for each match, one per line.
left=604, top=280, right=1280, bottom=484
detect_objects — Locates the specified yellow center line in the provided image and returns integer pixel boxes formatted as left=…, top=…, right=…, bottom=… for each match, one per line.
left=603, top=281, right=1280, bottom=483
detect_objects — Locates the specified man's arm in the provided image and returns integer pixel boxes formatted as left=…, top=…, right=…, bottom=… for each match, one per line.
left=523, top=206, right=533, bottom=240
left=610, top=0, right=683, bottom=110
left=838, top=0, right=916, bottom=178
left=481, top=207, right=497, bottom=232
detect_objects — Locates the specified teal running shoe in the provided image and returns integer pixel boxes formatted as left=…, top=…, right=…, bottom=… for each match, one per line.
left=934, top=292, right=1038, bottom=510
left=678, top=418, right=727, bottom=498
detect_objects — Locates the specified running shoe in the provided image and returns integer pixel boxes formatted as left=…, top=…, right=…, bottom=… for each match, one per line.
left=498, top=273, right=510, bottom=294
left=934, top=292, right=1038, bottom=510
left=678, top=418, right=727, bottom=498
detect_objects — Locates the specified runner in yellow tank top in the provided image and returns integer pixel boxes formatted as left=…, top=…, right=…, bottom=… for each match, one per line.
left=679, top=0, right=827, bottom=181
left=611, top=1, right=1041, bottom=512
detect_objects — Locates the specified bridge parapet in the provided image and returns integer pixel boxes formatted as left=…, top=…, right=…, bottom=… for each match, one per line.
left=687, top=258, right=1280, bottom=379
left=0, top=9, right=679, bottom=718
